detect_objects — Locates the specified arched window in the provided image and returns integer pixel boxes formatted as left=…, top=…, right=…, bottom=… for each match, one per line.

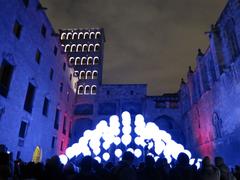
left=73, top=71, right=79, bottom=77
left=95, top=32, right=101, bottom=39
left=75, top=57, right=81, bottom=65
left=89, top=32, right=95, bottom=39
left=61, top=33, right=66, bottom=40
left=78, top=32, right=84, bottom=39
left=91, top=85, right=97, bottom=94
left=66, top=32, right=72, bottom=39
left=87, top=57, right=93, bottom=65
left=64, top=44, right=70, bottom=52
left=81, top=57, right=87, bottom=65
left=86, top=71, right=92, bottom=79
left=82, top=44, right=88, bottom=52
left=93, top=57, right=99, bottom=65
left=85, top=85, right=90, bottom=94
left=84, top=32, right=89, bottom=39
left=80, top=71, right=85, bottom=79
left=92, top=71, right=98, bottom=79
left=76, top=44, right=82, bottom=52
left=72, top=32, right=78, bottom=39
left=78, top=85, right=84, bottom=95
left=88, top=44, right=94, bottom=52
left=70, top=44, right=76, bottom=52
left=94, top=44, right=100, bottom=51
left=69, top=57, right=74, bottom=65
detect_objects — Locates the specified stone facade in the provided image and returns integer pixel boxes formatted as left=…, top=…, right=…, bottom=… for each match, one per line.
left=0, top=0, right=77, bottom=161
left=1, top=0, right=239, bottom=165
left=179, top=0, right=240, bottom=165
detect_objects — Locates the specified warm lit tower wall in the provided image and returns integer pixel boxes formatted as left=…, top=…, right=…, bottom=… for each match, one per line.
left=59, top=29, right=105, bottom=96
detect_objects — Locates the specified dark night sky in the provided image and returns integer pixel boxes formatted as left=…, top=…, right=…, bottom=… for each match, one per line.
left=41, top=0, right=227, bottom=95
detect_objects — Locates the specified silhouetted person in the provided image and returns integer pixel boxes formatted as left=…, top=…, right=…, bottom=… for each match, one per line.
left=169, top=152, right=195, bottom=180
left=197, top=156, right=220, bottom=180
left=138, top=156, right=158, bottom=180
left=215, top=156, right=236, bottom=180
left=113, top=151, right=137, bottom=180
left=156, top=158, right=171, bottom=180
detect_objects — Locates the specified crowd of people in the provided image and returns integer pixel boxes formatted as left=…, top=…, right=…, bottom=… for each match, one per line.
left=0, top=147, right=240, bottom=180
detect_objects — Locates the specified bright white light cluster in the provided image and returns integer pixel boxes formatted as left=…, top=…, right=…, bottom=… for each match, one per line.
left=59, top=111, right=201, bottom=167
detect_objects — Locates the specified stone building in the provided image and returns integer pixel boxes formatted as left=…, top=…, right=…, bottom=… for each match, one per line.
left=179, top=0, right=240, bottom=165
left=1, top=0, right=239, bottom=165
left=0, top=0, right=77, bottom=161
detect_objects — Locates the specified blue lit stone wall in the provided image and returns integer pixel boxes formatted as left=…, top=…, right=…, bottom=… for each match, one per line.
left=180, top=0, right=240, bottom=165
left=0, top=0, right=75, bottom=161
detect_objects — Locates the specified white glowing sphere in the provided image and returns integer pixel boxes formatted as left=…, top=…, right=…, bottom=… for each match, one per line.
left=110, top=115, right=120, bottom=127
left=59, top=154, right=68, bottom=165
left=154, top=141, right=165, bottom=155
left=154, top=156, right=159, bottom=162
left=122, top=119, right=131, bottom=126
left=189, top=158, right=195, bottom=165
left=89, top=139, right=100, bottom=150
left=103, top=142, right=111, bottom=150
left=135, top=114, right=145, bottom=127
left=196, top=162, right=201, bottom=169
left=134, top=149, right=142, bottom=158
left=147, top=153, right=154, bottom=157
left=114, top=137, right=121, bottom=146
left=78, top=137, right=88, bottom=145
left=166, top=156, right=172, bottom=164
left=82, top=147, right=91, bottom=156
left=103, top=152, right=110, bottom=161
left=83, top=130, right=93, bottom=140
left=134, top=127, right=143, bottom=136
left=112, top=128, right=121, bottom=136
left=121, top=134, right=132, bottom=146
left=96, top=120, right=108, bottom=133
left=148, top=141, right=154, bottom=149
left=72, top=143, right=82, bottom=157
left=115, top=149, right=123, bottom=158
left=122, top=126, right=132, bottom=134
left=65, top=147, right=75, bottom=159
left=93, top=147, right=101, bottom=156
left=160, top=131, right=172, bottom=143
left=127, top=148, right=134, bottom=153
left=94, top=156, right=101, bottom=163
left=122, top=111, right=131, bottom=121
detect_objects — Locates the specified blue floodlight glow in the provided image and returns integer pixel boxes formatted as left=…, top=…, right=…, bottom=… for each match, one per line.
left=60, top=111, right=200, bottom=167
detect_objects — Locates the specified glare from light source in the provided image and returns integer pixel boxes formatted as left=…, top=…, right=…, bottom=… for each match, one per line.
left=115, top=149, right=122, bottom=158
left=59, top=154, right=68, bottom=165
left=103, top=152, right=110, bottom=161
left=134, top=149, right=142, bottom=158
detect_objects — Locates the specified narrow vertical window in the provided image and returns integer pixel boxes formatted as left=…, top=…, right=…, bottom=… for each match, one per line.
left=18, top=121, right=27, bottom=138
left=35, top=49, right=41, bottom=64
left=60, top=83, right=63, bottom=92
left=69, top=121, right=72, bottom=138
left=41, top=25, right=46, bottom=38
left=24, top=83, right=36, bottom=113
left=54, top=108, right=60, bottom=129
left=13, top=21, right=22, bottom=39
left=50, top=68, right=54, bottom=80
left=42, top=97, right=49, bottom=116
left=0, top=60, right=14, bottom=97
left=62, top=116, right=66, bottom=135
left=51, top=136, right=56, bottom=149
left=60, top=141, right=64, bottom=151
left=54, top=46, right=58, bottom=56
left=63, top=63, right=66, bottom=71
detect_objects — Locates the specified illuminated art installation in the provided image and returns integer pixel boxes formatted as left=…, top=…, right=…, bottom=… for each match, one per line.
left=59, top=111, right=202, bottom=167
